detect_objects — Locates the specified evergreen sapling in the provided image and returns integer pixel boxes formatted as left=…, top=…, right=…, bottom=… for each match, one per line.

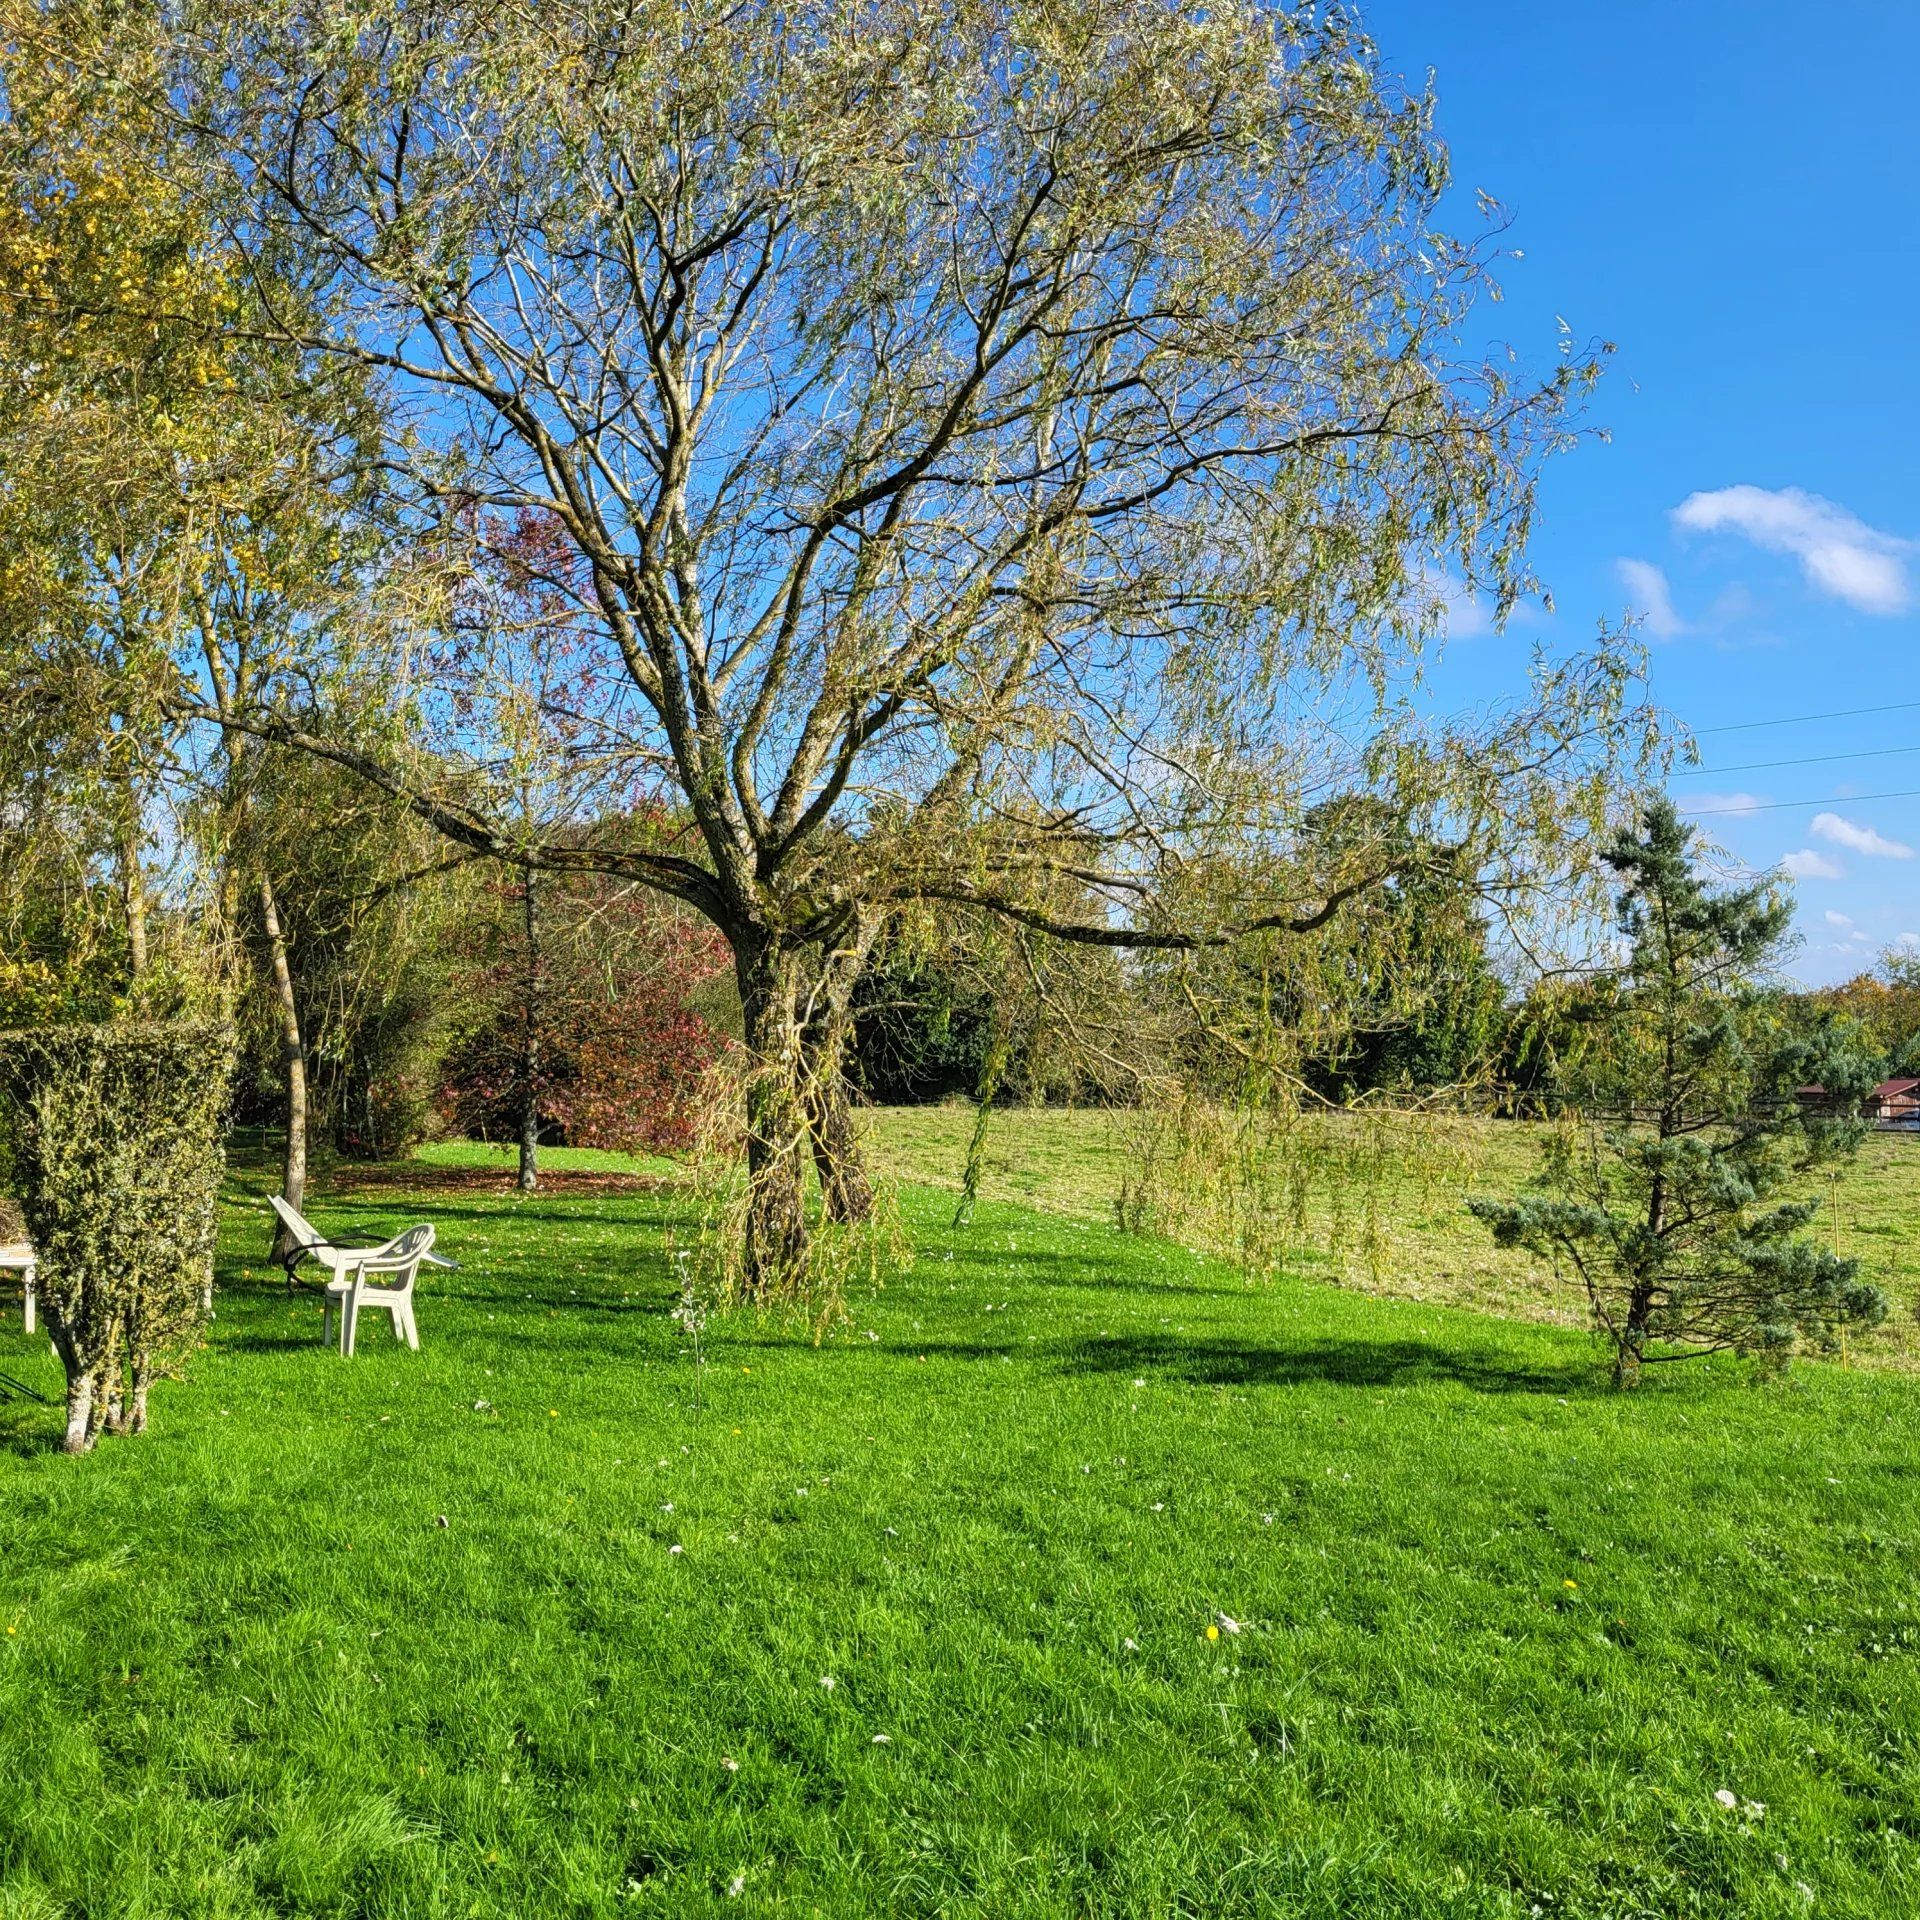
left=1471, top=800, right=1887, bottom=1383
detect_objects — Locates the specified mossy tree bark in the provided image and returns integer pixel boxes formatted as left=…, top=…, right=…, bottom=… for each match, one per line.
left=737, top=938, right=811, bottom=1300
left=801, top=914, right=883, bottom=1226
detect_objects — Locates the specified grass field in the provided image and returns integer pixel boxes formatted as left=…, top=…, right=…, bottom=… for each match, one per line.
left=868, top=1105, right=1920, bottom=1368
left=0, top=1117, right=1916, bottom=1915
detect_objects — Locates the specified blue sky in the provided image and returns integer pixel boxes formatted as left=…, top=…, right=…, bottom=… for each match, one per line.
left=1363, top=0, right=1920, bottom=983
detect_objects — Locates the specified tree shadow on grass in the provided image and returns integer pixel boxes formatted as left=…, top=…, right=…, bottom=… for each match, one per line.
left=215, top=1330, right=335, bottom=1356
left=1058, top=1332, right=1594, bottom=1397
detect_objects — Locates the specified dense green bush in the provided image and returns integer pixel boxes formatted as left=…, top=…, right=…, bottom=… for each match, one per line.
left=0, top=1021, right=233, bottom=1451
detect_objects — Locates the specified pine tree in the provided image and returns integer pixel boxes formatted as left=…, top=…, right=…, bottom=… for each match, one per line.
left=1471, top=799, right=1887, bottom=1384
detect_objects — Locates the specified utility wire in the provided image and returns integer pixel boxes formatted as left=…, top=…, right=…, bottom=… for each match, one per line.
left=1696, top=698, right=1920, bottom=735
left=1675, top=742, right=1920, bottom=779
left=1681, top=786, right=1920, bottom=817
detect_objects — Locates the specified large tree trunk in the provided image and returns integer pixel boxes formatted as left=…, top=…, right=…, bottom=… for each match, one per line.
left=806, top=1068, right=873, bottom=1225
left=737, top=938, right=810, bottom=1300
left=259, top=874, right=309, bottom=1259
left=800, top=914, right=883, bottom=1225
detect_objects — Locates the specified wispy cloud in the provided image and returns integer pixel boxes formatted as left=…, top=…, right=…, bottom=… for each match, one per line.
left=1781, top=849, right=1844, bottom=880
left=1615, top=558, right=1686, bottom=638
left=1812, top=812, right=1914, bottom=859
left=1678, top=791, right=1767, bottom=816
left=1672, top=486, right=1912, bottom=615
left=1825, top=910, right=1854, bottom=929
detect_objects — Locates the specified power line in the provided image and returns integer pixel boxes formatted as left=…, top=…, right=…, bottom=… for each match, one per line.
left=1676, top=742, right=1920, bottom=779
left=1681, top=785, right=1920, bottom=817
left=1696, top=698, right=1920, bottom=735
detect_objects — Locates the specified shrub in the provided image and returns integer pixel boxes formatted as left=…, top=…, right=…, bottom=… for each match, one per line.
left=0, top=1021, right=234, bottom=1451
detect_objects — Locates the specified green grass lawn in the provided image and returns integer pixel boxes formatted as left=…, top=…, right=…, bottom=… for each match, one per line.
left=868, top=1105, right=1920, bottom=1369
left=0, top=1132, right=1917, bottom=1916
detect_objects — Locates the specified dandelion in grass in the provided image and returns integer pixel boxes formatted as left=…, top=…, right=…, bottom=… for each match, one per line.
left=1206, top=1624, right=1219, bottom=1642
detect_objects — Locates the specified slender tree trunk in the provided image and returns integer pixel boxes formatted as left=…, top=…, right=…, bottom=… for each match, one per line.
left=518, top=866, right=540, bottom=1192
left=1618, top=1282, right=1655, bottom=1387
left=259, top=874, right=309, bottom=1256
left=737, top=937, right=810, bottom=1300
left=1619, top=1156, right=1668, bottom=1386
left=120, top=810, right=148, bottom=982
left=47, top=1317, right=96, bottom=1454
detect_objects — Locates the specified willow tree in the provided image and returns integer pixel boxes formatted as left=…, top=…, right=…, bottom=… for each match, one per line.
left=146, top=0, right=1639, bottom=1296
left=0, top=6, right=382, bottom=1235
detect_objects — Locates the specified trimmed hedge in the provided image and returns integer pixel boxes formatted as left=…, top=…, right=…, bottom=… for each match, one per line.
left=0, top=1021, right=233, bottom=1451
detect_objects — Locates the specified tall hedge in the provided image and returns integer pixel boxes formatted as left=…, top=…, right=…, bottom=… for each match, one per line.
left=0, top=1022, right=234, bottom=1451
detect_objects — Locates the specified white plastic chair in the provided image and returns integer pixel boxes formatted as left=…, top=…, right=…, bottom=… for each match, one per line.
left=325, top=1222, right=435, bottom=1357
left=270, top=1195, right=454, bottom=1280
left=272, top=1196, right=400, bottom=1281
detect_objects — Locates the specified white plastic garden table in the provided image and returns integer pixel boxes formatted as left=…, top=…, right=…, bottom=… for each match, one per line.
left=0, top=1243, right=36, bottom=1335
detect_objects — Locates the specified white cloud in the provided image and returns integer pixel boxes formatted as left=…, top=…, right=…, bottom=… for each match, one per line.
left=1677, top=791, right=1767, bottom=817
left=1825, top=910, right=1854, bottom=929
left=1781, top=849, right=1844, bottom=880
left=1811, top=812, right=1914, bottom=860
left=1441, top=586, right=1492, bottom=639
left=1408, top=569, right=1490, bottom=639
left=1615, top=558, right=1685, bottom=638
left=1672, top=486, right=1912, bottom=615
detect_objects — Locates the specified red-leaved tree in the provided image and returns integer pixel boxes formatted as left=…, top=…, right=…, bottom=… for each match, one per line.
left=438, top=865, right=731, bottom=1177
